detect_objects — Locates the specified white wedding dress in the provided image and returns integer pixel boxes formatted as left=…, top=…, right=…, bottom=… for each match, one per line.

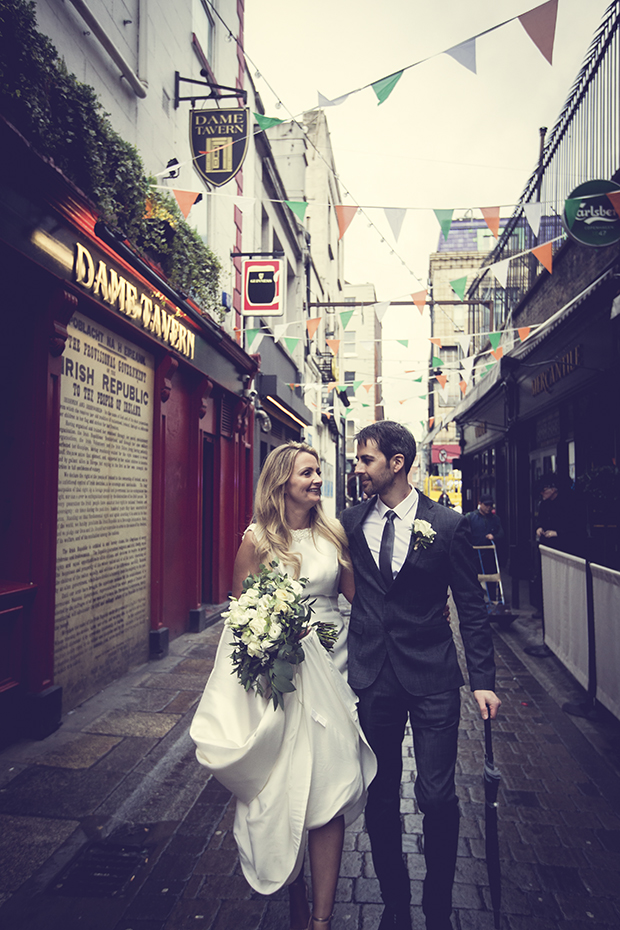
left=190, top=528, right=377, bottom=894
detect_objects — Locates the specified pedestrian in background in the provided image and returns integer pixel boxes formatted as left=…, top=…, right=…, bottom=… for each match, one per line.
left=467, top=495, right=504, bottom=603
left=466, top=494, right=504, bottom=548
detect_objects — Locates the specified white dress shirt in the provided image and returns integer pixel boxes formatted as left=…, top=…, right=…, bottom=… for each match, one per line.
left=362, top=487, right=419, bottom=580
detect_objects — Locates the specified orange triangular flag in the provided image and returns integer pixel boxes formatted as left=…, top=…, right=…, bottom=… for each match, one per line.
left=429, top=417, right=435, bottom=429
left=173, top=189, right=201, bottom=218
left=306, top=317, right=322, bottom=339
left=518, top=0, right=558, bottom=65
left=363, top=383, right=373, bottom=392
left=234, top=327, right=241, bottom=344
left=480, top=206, right=500, bottom=238
left=411, top=290, right=428, bottom=314
left=491, top=347, right=504, bottom=361
left=607, top=191, right=620, bottom=219
left=532, top=241, right=553, bottom=273
left=430, top=337, right=442, bottom=348
left=326, top=381, right=337, bottom=392
left=335, top=205, right=357, bottom=240
left=518, top=327, right=531, bottom=341
left=436, top=374, right=448, bottom=389
left=398, top=399, right=407, bottom=405
left=326, top=338, right=341, bottom=355
left=459, top=380, right=467, bottom=395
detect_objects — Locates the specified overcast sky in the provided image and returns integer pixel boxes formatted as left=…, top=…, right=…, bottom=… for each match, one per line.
left=244, top=0, right=611, bottom=426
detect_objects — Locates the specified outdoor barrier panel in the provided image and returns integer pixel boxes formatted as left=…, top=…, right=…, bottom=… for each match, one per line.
left=590, top=562, right=620, bottom=721
left=541, top=546, right=588, bottom=691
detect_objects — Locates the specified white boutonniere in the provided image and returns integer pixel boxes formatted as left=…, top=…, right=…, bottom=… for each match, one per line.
left=410, top=519, right=437, bottom=551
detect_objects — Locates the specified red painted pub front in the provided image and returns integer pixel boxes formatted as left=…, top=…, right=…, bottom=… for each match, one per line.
left=0, top=118, right=257, bottom=744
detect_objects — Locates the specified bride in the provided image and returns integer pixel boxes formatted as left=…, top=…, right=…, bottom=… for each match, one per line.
left=190, top=442, right=376, bottom=930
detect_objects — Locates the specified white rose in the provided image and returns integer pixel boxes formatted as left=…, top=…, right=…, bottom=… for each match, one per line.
left=268, top=622, right=283, bottom=641
left=246, top=640, right=265, bottom=657
left=275, top=587, right=294, bottom=604
left=288, top=579, right=303, bottom=597
left=249, top=616, right=267, bottom=636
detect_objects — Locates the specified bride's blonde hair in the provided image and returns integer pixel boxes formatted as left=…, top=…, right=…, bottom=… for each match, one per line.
left=252, top=442, right=351, bottom=577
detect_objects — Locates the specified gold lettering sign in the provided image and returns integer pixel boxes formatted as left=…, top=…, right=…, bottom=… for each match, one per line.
left=74, top=243, right=195, bottom=360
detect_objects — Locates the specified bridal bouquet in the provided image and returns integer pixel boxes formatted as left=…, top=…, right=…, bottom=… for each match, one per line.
left=224, top=561, right=338, bottom=710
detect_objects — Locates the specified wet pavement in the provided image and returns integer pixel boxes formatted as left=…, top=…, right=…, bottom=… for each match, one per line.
left=1, top=598, right=620, bottom=930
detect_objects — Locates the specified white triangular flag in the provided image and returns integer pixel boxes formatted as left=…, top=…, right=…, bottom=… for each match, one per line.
left=360, top=341, right=374, bottom=352
left=374, top=301, right=390, bottom=322
left=454, top=334, right=471, bottom=357
left=461, top=356, right=476, bottom=375
left=445, top=38, right=477, bottom=74
left=384, top=207, right=407, bottom=242
left=274, top=324, right=289, bottom=341
left=318, top=91, right=350, bottom=107
left=523, top=202, right=542, bottom=238
left=489, top=258, right=510, bottom=289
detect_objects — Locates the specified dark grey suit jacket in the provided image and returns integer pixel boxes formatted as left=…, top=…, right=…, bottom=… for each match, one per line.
left=341, top=492, right=496, bottom=696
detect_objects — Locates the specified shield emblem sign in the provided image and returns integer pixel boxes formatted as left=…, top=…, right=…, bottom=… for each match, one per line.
left=190, top=108, right=250, bottom=188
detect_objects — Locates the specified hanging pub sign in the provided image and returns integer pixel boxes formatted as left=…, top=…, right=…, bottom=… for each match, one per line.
left=242, top=260, right=284, bottom=316
left=190, top=108, right=250, bottom=187
left=563, top=179, right=620, bottom=247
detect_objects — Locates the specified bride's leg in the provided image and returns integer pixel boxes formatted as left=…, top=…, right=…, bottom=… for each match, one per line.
left=288, top=867, right=310, bottom=930
left=308, top=815, right=345, bottom=927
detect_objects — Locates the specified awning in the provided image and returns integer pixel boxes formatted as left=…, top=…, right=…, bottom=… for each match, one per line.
left=431, top=443, right=461, bottom=464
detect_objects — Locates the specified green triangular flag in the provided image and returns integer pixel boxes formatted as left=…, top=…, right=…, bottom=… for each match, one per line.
left=343, top=407, right=354, bottom=417
left=434, top=209, right=454, bottom=241
left=564, top=197, right=581, bottom=229
left=486, top=363, right=495, bottom=371
left=338, top=384, right=347, bottom=393
left=353, top=380, right=364, bottom=391
left=254, top=113, right=285, bottom=131
left=432, top=355, right=443, bottom=367
left=283, top=337, right=300, bottom=354
left=245, top=327, right=261, bottom=347
left=371, top=71, right=403, bottom=105
left=397, top=339, right=409, bottom=348
left=340, top=309, right=355, bottom=330
left=488, top=332, right=502, bottom=350
left=362, top=403, right=370, bottom=408
left=414, top=376, right=423, bottom=382
left=449, top=276, right=468, bottom=301
left=285, top=200, right=308, bottom=222
left=419, top=394, right=427, bottom=400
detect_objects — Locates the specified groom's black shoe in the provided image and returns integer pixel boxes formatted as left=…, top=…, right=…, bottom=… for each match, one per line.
left=378, top=905, right=412, bottom=930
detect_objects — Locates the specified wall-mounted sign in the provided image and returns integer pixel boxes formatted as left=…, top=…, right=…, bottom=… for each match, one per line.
left=242, top=260, right=284, bottom=316
left=531, top=344, right=582, bottom=396
left=190, top=108, right=250, bottom=188
left=74, top=243, right=196, bottom=359
left=563, top=179, right=620, bottom=247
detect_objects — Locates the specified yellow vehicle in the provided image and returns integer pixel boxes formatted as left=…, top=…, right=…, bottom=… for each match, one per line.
left=423, top=473, right=462, bottom=511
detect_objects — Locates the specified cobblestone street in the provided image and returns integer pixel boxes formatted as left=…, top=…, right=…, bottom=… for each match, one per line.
left=1, top=603, right=620, bottom=930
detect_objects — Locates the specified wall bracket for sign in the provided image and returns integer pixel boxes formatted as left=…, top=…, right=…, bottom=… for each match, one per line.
left=174, top=71, right=248, bottom=108
left=231, top=251, right=284, bottom=259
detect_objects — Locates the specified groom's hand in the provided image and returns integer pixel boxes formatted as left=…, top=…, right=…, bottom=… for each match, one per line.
left=473, top=690, right=501, bottom=720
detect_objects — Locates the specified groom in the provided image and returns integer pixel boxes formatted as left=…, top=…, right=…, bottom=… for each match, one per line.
left=341, top=421, right=500, bottom=930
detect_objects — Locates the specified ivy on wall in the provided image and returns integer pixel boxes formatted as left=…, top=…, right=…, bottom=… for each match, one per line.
left=0, top=0, right=222, bottom=318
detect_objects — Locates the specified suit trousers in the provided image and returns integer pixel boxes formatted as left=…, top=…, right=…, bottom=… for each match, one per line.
left=356, top=657, right=460, bottom=922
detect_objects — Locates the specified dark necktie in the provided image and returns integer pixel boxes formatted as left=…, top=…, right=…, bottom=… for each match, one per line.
left=379, top=510, right=396, bottom=586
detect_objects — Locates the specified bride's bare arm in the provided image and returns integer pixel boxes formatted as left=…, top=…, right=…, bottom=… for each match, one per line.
left=339, top=564, right=356, bottom=604
left=231, top=530, right=261, bottom=598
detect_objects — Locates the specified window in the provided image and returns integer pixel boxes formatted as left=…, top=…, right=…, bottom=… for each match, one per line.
left=343, top=331, right=356, bottom=356
left=344, top=370, right=355, bottom=399
left=193, top=0, right=215, bottom=67
left=346, top=418, right=356, bottom=456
